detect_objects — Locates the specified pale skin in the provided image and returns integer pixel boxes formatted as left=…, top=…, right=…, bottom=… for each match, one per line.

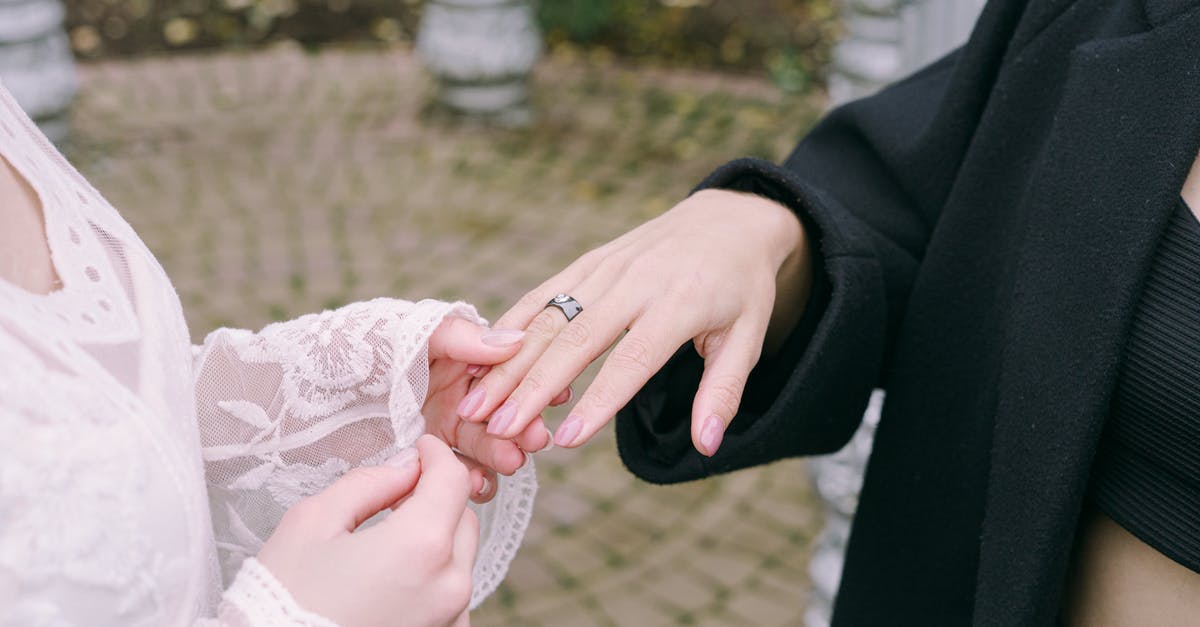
left=474, top=162, right=1200, bottom=620
left=0, top=156, right=571, bottom=626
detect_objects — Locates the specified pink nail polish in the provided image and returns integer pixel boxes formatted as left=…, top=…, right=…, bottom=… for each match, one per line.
left=384, top=448, right=419, bottom=470
left=466, top=364, right=482, bottom=376
left=457, top=386, right=486, bottom=418
left=700, top=415, right=725, bottom=456
left=481, top=329, right=525, bottom=347
left=487, top=400, right=518, bottom=435
left=554, top=414, right=584, bottom=447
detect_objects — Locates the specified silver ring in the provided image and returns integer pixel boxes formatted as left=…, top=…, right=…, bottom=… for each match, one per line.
left=545, top=293, right=583, bottom=322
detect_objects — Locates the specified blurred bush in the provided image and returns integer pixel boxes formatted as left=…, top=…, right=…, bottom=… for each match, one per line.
left=64, top=0, right=836, bottom=87
left=539, top=0, right=835, bottom=89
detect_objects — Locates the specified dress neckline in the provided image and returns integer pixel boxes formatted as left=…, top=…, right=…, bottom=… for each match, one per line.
left=0, top=84, right=140, bottom=343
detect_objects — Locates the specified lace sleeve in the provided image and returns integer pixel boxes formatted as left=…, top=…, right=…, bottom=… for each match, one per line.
left=193, top=298, right=536, bottom=610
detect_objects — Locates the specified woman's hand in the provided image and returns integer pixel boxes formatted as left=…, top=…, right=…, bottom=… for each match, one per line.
left=257, top=435, right=477, bottom=627
left=422, top=317, right=569, bottom=501
left=459, top=189, right=812, bottom=457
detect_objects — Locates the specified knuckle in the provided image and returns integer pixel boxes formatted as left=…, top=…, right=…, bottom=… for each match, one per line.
left=700, top=374, right=746, bottom=416
left=516, top=289, right=547, bottom=309
left=525, top=310, right=562, bottom=338
left=608, top=335, right=656, bottom=374
left=516, top=370, right=546, bottom=395
left=555, top=316, right=593, bottom=350
left=280, top=499, right=320, bottom=530
left=484, top=361, right=515, bottom=383
left=578, top=380, right=619, bottom=414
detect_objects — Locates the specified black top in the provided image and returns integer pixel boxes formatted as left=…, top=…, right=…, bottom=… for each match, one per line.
left=615, top=1, right=1200, bottom=624
left=1090, top=199, right=1200, bottom=574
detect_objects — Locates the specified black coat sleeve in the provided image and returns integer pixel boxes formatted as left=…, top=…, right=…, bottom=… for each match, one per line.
left=615, top=24, right=1014, bottom=483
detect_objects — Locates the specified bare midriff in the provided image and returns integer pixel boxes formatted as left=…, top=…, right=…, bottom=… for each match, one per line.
left=1062, top=509, right=1200, bottom=625
left=1063, top=155, right=1200, bottom=625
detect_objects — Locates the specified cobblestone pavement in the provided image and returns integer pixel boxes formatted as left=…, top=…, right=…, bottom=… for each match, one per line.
left=69, top=45, right=827, bottom=626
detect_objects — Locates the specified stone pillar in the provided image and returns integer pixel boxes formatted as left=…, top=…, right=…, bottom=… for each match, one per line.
left=0, top=0, right=77, bottom=144
left=828, top=0, right=985, bottom=106
left=416, top=0, right=542, bottom=126
left=805, top=2, right=984, bottom=626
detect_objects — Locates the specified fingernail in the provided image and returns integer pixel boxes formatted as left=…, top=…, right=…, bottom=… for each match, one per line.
left=476, top=475, right=491, bottom=497
left=554, top=414, right=584, bottom=447
left=487, top=400, right=518, bottom=435
left=457, top=386, right=486, bottom=418
left=700, top=415, right=725, bottom=457
left=542, top=426, right=555, bottom=451
left=466, top=364, right=482, bottom=376
left=384, top=448, right=419, bottom=470
left=481, top=329, right=525, bottom=347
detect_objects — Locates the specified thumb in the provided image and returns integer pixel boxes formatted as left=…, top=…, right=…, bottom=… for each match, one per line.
left=301, top=448, right=422, bottom=534
left=429, top=317, right=524, bottom=365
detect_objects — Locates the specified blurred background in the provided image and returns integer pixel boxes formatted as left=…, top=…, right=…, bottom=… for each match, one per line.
left=2, top=1, right=982, bottom=625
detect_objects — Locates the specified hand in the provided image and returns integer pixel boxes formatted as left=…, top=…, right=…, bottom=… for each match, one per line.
left=458, top=189, right=812, bottom=457
left=258, top=435, right=476, bottom=627
left=422, top=317, right=570, bottom=501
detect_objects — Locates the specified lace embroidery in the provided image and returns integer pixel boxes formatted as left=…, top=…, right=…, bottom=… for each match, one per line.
left=0, top=80, right=536, bottom=624
left=217, top=559, right=340, bottom=627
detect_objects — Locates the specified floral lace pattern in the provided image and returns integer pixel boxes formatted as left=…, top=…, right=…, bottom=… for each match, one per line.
left=0, top=80, right=535, bottom=626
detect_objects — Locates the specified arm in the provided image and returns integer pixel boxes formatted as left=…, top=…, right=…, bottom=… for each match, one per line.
left=193, top=298, right=536, bottom=609
left=459, top=25, right=1012, bottom=481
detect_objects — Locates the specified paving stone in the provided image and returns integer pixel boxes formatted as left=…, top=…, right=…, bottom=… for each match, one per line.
left=69, top=44, right=827, bottom=626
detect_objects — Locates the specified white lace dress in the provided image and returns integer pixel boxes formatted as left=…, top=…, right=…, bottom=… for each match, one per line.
left=0, top=83, right=536, bottom=626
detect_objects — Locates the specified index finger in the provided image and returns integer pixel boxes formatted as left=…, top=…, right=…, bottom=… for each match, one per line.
left=394, top=435, right=472, bottom=532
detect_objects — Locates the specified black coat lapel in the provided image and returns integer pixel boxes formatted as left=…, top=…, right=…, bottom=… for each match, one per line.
left=973, top=7, right=1200, bottom=624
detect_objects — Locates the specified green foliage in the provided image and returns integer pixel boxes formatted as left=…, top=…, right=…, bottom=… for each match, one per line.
left=537, top=0, right=617, bottom=42
left=536, top=0, right=837, bottom=83
left=64, top=0, right=837, bottom=89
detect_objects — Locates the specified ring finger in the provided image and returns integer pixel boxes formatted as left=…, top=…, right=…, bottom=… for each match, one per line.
left=461, top=282, right=603, bottom=424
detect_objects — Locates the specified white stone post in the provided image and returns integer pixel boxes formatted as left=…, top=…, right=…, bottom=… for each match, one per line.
left=805, top=2, right=984, bottom=626
left=0, top=0, right=77, bottom=144
left=416, top=0, right=542, bottom=126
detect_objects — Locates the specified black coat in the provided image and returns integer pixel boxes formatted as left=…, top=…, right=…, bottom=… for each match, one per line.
left=614, top=0, right=1200, bottom=624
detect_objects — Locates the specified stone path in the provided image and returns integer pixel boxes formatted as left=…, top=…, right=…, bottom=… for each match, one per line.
left=68, top=45, right=826, bottom=626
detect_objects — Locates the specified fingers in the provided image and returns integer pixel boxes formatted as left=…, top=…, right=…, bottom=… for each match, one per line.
left=513, top=415, right=552, bottom=452
left=454, top=452, right=499, bottom=504
left=396, top=435, right=472, bottom=533
left=462, top=304, right=575, bottom=424
left=429, top=317, right=525, bottom=365
left=452, top=507, right=480, bottom=574
left=450, top=419, right=531, bottom=475
left=475, top=299, right=635, bottom=440
left=690, top=320, right=768, bottom=457
left=450, top=508, right=480, bottom=624
left=490, top=251, right=604, bottom=333
left=299, top=447, right=422, bottom=534
left=549, top=386, right=573, bottom=407
left=554, top=315, right=696, bottom=447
